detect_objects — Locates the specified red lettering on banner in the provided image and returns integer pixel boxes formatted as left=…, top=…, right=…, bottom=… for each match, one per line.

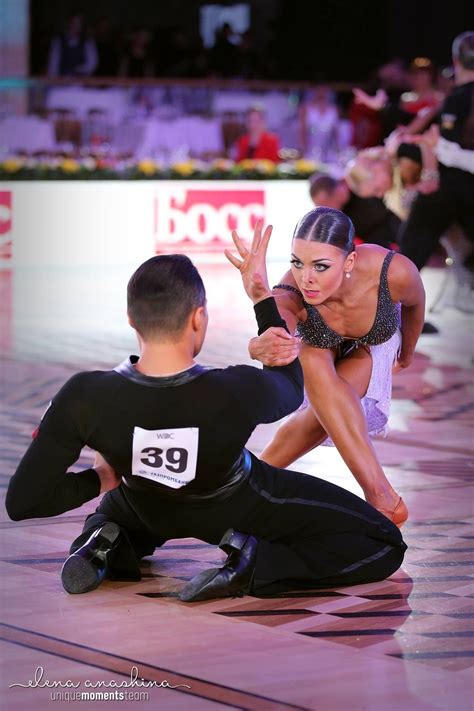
left=154, top=189, right=265, bottom=253
left=0, top=191, right=12, bottom=261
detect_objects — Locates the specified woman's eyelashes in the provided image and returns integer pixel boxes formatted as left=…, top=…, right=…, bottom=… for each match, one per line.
left=290, top=258, right=303, bottom=269
left=290, top=259, right=329, bottom=272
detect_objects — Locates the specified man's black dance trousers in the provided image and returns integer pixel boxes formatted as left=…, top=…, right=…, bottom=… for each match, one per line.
left=399, top=168, right=474, bottom=271
left=71, top=451, right=406, bottom=595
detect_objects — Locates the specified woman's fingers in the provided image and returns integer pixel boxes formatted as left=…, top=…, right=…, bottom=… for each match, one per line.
left=224, top=249, right=243, bottom=269
left=227, top=221, right=271, bottom=266
left=260, top=224, right=273, bottom=255
left=231, top=230, right=249, bottom=258
left=251, top=220, right=263, bottom=254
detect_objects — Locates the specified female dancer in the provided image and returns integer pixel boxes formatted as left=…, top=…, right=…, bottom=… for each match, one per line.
left=225, top=209, right=425, bottom=525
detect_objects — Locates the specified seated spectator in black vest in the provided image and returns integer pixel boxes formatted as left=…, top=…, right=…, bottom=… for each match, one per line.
left=48, top=13, right=98, bottom=77
left=309, top=174, right=400, bottom=248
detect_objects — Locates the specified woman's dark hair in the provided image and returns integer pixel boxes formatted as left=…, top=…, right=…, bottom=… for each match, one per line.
left=127, top=254, right=206, bottom=339
left=293, top=207, right=355, bottom=254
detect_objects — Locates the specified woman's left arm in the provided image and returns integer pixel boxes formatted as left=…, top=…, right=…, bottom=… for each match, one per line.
left=388, top=253, right=426, bottom=369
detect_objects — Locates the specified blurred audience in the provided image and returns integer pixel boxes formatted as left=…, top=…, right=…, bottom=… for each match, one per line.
left=47, top=13, right=98, bottom=77
left=93, top=17, right=119, bottom=77
left=235, top=107, right=280, bottom=162
left=400, top=58, right=444, bottom=115
left=309, top=173, right=400, bottom=248
left=299, top=85, right=342, bottom=162
left=398, top=31, right=474, bottom=273
left=119, top=28, right=154, bottom=78
left=345, top=128, right=439, bottom=221
left=351, top=57, right=446, bottom=146
left=209, top=23, right=240, bottom=78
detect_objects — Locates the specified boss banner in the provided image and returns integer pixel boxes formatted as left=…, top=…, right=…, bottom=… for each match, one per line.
left=0, top=180, right=312, bottom=267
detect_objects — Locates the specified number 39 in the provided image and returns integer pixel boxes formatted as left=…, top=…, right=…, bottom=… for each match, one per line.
left=140, top=447, right=189, bottom=474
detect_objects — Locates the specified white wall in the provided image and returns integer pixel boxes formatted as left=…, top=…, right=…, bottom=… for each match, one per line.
left=1, top=180, right=313, bottom=268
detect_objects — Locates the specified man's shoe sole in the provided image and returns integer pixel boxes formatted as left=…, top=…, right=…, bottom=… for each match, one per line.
left=61, top=554, right=106, bottom=594
left=61, top=522, right=121, bottom=594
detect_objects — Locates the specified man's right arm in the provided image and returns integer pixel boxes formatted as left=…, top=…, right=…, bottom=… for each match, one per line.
left=5, top=374, right=101, bottom=521
left=235, top=296, right=304, bottom=425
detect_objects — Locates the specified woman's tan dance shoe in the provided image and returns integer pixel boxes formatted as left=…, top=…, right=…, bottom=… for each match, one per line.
left=378, top=496, right=408, bottom=528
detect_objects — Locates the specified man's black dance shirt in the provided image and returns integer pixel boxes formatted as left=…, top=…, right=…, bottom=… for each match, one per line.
left=6, top=298, right=303, bottom=520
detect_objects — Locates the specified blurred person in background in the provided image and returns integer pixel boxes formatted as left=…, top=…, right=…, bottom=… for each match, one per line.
left=299, top=85, right=342, bottom=162
left=350, top=58, right=407, bottom=148
left=235, top=107, right=280, bottom=163
left=352, top=57, right=444, bottom=143
left=310, top=174, right=400, bottom=249
left=93, top=17, right=119, bottom=77
left=398, top=31, right=474, bottom=274
left=400, top=58, right=444, bottom=115
left=118, top=28, right=154, bottom=78
left=48, top=12, right=98, bottom=77
left=345, top=128, right=440, bottom=222
left=437, top=65, right=456, bottom=97
left=209, top=23, right=240, bottom=78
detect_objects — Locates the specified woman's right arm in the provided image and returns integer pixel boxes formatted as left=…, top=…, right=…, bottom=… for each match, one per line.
left=248, top=271, right=304, bottom=366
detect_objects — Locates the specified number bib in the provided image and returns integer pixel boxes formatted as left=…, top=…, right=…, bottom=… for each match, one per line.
left=132, top=427, right=199, bottom=489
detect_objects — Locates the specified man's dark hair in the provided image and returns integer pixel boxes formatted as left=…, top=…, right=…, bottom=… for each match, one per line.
left=127, top=255, right=206, bottom=340
left=453, top=31, right=474, bottom=70
left=309, top=174, right=338, bottom=200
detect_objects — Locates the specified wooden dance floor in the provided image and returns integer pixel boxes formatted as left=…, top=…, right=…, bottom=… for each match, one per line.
left=0, top=262, right=473, bottom=710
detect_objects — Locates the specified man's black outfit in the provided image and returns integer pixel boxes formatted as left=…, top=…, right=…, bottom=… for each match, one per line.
left=399, top=82, right=474, bottom=271
left=6, top=298, right=406, bottom=595
left=344, top=191, right=401, bottom=248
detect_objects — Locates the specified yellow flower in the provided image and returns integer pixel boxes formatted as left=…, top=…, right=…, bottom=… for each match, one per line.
left=255, top=159, right=277, bottom=174
left=61, top=159, right=80, bottom=173
left=211, top=158, right=234, bottom=172
left=238, top=159, right=258, bottom=170
left=2, top=158, right=23, bottom=173
left=172, top=161, right=196, bottom=177
left=137, top=159, right=158, bottom=176
left=294, top=159, right=318, bottom=174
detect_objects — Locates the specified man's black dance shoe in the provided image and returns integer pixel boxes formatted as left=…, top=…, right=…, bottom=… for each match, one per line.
left=179, top=529, right=257, bottom=602
left=61, top=522, right=122, bottom=594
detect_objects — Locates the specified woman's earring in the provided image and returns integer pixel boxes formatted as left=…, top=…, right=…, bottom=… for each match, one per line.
left=345, top=271, right=351, bottom=279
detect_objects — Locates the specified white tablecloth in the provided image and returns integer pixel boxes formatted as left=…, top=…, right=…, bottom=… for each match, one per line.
left=135, top=117, right=222, bottom=158
left=46, top=87, right=130, bottom=124
left=0, top=117, right=56, bottom=153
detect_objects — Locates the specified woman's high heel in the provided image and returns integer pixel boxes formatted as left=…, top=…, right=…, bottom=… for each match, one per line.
left=378, top=496, right=408, bottom=528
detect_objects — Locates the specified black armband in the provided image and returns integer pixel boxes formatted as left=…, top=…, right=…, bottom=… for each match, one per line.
left=254, top=296, right=289, bottom=335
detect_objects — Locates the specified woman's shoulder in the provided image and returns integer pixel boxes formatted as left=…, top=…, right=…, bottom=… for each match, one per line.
left=355, top=243, right=391, bottom=269
left=357, top=246, right=420, bottom=299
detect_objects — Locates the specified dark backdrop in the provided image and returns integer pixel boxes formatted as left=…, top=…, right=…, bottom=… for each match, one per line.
left=30, top=0, right=474, bottom=80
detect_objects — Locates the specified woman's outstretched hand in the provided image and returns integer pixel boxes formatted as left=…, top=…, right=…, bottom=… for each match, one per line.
left=224, top=221, right=273, bottom=304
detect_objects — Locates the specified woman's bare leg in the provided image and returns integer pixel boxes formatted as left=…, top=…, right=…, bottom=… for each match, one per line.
left=261, top=406, right=328, bottom=468
left=263, top=346, right=401, bottom=514
left=262, top=346, right=372, bottom=467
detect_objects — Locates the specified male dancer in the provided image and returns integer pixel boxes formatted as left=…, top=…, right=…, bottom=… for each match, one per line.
left=398, top=31, right=474, bottom=271
left=6, top=225, right=406, bottom=601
